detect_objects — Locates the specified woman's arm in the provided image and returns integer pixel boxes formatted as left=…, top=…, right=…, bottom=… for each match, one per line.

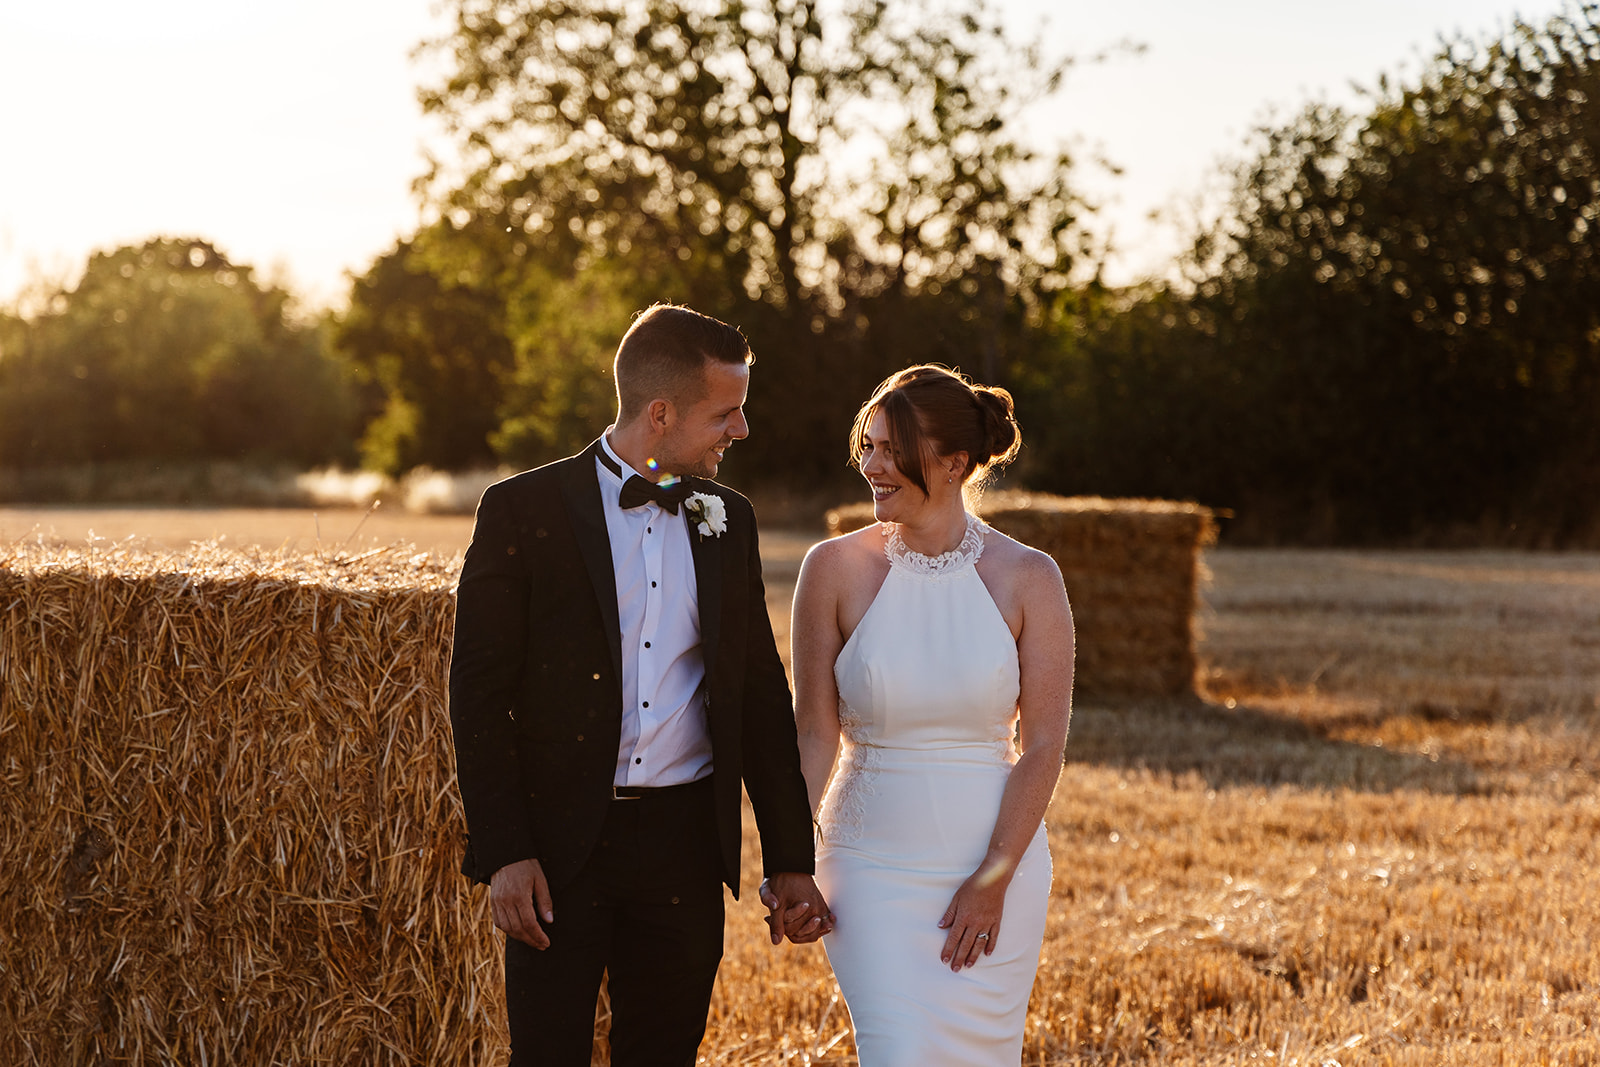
left=791, top=541, right=847, bottom=816
left=938, top=548, right=1075, bottom=970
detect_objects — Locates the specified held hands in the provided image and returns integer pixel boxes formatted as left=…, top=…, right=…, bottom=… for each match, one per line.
left=937, top=859, right=1012, bottom=971
left=491, top=857, right=555, bottom=950
left=759, top=873, right=835, bottom=946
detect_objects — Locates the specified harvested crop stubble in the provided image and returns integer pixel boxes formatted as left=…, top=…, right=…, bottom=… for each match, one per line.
left=13, top=535, right=1594, bottom=1065
left=0, top=542, right=510, bottom=1065
left=828, top=492, right=1217, bottom=696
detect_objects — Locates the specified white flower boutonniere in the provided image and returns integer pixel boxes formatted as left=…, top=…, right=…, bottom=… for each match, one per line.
left=685, top=492, right=728, bottom=539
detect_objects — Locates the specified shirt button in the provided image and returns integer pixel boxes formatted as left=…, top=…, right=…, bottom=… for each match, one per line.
left=644, top=641, right=651, bottom=649
left=642, top=701, right=650, bottom=709
left=635, top=757, right=642, bottom=765
left=651, top=581, right=657, bottom=588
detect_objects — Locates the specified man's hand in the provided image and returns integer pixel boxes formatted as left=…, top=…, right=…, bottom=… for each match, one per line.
left=491, top=858, right=554, bottom=949
left=758, top=873, right=834, bottom=946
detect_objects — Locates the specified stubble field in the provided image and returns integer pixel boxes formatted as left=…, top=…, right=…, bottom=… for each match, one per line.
left=5, top=508, right=1599, bottom=1064
left=724, top=547, right=1600, bottom=1066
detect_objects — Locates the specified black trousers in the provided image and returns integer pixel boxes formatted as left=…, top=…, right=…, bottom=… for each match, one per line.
left=503, top=777, right=725, bottom=1067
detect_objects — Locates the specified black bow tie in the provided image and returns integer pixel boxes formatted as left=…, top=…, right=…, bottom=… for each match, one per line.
left=619, top=474, right=691, bottom=514
left=598, top=442, right=691, bottom=514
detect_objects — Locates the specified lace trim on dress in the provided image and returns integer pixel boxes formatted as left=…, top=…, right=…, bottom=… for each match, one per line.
left=882, top=513, right=986, bottom=579
left=994, top=723, right=1020, bottom=765
left=818, top=697, right=879, bottom=846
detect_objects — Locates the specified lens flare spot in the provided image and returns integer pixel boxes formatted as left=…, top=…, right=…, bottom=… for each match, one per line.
left=976, top=860, right=1013, bottom=888
left=643, top=457, right=680, bottom=487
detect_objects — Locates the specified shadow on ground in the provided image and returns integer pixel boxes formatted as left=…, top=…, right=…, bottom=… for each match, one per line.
left=1064, top=697, right=1488, bottom=796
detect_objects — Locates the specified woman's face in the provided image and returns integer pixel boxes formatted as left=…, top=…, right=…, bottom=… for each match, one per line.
left=859, top=407, right=955, bottom=523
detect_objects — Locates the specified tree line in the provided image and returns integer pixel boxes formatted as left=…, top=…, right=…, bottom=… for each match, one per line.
left=0, top=240, right=356, bottom=472
left=2, top=1, right=1596, bottom=544
left=1038, top=2, right=1600, bottom=543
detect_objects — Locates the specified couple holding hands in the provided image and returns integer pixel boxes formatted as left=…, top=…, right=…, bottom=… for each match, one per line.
left=448, top=303, right=1074, bottom=1065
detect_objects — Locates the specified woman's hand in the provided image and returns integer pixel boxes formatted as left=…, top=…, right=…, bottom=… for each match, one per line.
left=937, top=859, right=1013, bottom=971
left=930, top=540, right=1073, bottom=974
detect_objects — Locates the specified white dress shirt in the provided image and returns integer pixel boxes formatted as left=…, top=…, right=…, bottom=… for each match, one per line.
left=597, top=434, right=713, bottom=787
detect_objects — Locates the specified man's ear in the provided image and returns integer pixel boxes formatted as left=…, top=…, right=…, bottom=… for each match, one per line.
left=645, top=397, right=675, bottom=435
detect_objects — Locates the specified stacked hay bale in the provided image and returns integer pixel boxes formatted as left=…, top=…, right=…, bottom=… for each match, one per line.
left=827, top=492, right=1217, bottom=696
left=0, top=544, right=506, bottom=1065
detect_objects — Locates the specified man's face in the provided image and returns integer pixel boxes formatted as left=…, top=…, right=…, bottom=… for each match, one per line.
left=654, top=359, right=751, bottom=479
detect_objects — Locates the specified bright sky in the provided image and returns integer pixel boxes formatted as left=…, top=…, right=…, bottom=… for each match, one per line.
left=0, top=0, right=1569, bottom=310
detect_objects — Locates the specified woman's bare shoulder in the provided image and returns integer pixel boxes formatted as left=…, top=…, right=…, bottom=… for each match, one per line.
left=980, top=524, right=1055, bottom=567
left=800, top=524, right=887, bottom=581
left=979, top=525, right=1065, bottom=590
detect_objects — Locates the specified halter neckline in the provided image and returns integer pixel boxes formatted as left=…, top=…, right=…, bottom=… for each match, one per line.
left=882, top=513, right=985, bottom=577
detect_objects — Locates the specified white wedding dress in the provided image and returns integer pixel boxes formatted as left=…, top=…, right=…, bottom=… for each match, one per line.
left=816, top=515, right=1051, bottom=1065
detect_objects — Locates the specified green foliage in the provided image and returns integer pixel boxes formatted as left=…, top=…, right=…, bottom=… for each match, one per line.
left=376, top=0, right=1092, bottom=480
left=336, top=221, right=517, bottom=476
left=335, top=0, right=1597, bottom=544
left=491, top=263, right=637, bottom=469
left=0, top=240, right=357, bottom=470
left=1028, top=3, right=1600, bottom=544
left=420, top=0, right=1081, bottom=310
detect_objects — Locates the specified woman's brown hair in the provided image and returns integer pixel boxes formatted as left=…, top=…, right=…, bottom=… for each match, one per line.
left=849, top=365, right=1021, bottom=497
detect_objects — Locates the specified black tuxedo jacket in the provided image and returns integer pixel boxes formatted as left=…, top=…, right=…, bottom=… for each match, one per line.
left=447, top=440, right=814, bottom=897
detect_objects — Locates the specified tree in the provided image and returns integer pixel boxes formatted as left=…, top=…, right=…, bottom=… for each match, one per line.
left=0, top=239, right=357, bottom=470
left=337, top=220, right=517, bottom=475
left=395, top=0, right=1095, bottom=482
left=421, top=0, right=1082, bottom=314
left=492, top=258, right=686, bottom=470
left=1022, top=4, right=1600, bottom=544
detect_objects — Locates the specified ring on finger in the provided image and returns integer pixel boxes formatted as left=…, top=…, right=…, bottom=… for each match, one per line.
left=975, top=932, right=990, bottom=941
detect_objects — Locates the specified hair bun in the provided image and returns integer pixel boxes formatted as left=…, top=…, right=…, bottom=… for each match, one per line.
left=974, top=386, right=1021, bottom=468
left=848, top=364, right=1021, bottom=492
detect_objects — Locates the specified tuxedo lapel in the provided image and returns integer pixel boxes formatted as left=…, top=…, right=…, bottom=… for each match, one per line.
left=559, top=441, right=623, bottom=686
left=687, top=482, right=724, bottom=682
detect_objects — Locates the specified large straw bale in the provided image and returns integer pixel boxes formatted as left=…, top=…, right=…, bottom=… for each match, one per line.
left=0, top=543, right=510, bottom=1065
left=826, top=492, right=1216, bottom=696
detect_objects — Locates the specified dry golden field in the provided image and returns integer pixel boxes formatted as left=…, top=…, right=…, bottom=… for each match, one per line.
left=6, top=507, right=1600, bottom=1064
left=718, top=549, right=1600, bottom=1066
left=0, top=504, right=478, bottom=556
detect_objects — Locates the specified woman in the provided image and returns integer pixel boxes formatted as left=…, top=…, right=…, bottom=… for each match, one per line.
left=791, top=365, right=1074, bottom=1064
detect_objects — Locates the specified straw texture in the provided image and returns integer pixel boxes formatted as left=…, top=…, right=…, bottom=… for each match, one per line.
left=826, top=492, right=1217, bottom=696
left=0, top=543, right=512, bottom=1065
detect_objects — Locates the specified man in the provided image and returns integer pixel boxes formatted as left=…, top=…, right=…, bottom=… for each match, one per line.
left=448, top=303, right=831, bottom=1065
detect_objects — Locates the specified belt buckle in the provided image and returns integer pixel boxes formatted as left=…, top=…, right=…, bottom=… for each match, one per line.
left=611, top=785, right=642, bottom=801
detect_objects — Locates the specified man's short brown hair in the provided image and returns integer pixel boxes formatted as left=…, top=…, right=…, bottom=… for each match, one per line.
left=614, top=304, right=752, bottom=423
